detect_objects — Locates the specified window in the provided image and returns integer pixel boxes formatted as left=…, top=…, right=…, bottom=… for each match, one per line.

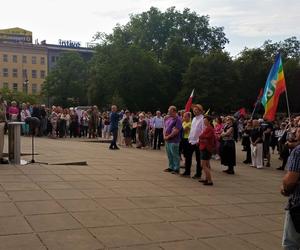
left=13, top=83, right=18, bottom=92
left=32, top=70, right=37, bottom=78
left=13, top=55, right=18, bottom=63
left=13, top=68, right=18, bottom=78
left=32, top=56, right=37, bottom=64
left=40, top=70, right=45, bottom=79
left=41, top=57, right=45, bottom=65
left=51, top=56, right=56, bottom=63
left=32, top=83, right=37, bottom=94
left=3, top=82, right=8, bottom=89
left=22, top=55, right=27, bottom=63
left=3, top=68, right=8, bottom=77
left=3, top=54, right=8, bottom=62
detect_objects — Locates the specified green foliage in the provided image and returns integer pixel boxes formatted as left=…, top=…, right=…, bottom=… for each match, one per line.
left=42, top=52, right=88, bottom=107
left=45, top=7, right=300, bottom=114
left=178, top=51, right=238, bottom=112
left=0, top=87, right=40, bottom=104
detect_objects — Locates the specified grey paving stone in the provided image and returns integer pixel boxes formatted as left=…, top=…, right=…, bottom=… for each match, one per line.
left=72, top=210, right=124, bottom=227
left=160, top=240, right=214, bottom=250
left=96, top=197, right=138, bottom=210
left=26, top=213, right=82, bottom=232
left=16, top=200, right=65, bottom=215
left=133, top=223, right=192, bottom=242
left=112, top=209, right=163, bottom=224
left=0, top=216, right=32, bottom=235
left=172, top=220, right=227, bottom=238
left=8, top=190, right=53, bottom=201
left=0, top=202, right=20, bottom=217
left=47, top=189, right=88, bottom=199
left=0, top=234, right=46, bottom=250
left=90, top=225, right=150, bottom=247
left=58, top=199, right=101, bottom=212
left=38, top=229, right=103, bottom=250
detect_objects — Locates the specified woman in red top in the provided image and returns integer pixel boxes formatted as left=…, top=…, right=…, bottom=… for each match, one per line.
left=199, top=116, right=215, bottom=185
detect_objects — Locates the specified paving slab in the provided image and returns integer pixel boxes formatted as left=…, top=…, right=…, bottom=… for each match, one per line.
left=0, top=234, right=46, bottom=250
left=38, top=229, right=103, bottom=250
left=26, top=213, right=82, bottom=232
left=90, top=225, right=150, bottom=248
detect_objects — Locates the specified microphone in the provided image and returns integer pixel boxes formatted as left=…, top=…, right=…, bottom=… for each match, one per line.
left=25, top=117, right=40, bottom=130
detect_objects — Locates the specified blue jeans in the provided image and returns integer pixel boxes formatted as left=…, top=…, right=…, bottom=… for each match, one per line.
left=283, top=211, right=300, bottom=249
left=165, top=142, right=180, bottom=171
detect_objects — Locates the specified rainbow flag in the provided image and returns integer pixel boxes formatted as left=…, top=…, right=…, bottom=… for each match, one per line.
left=261, top=54, right=286, bottom=121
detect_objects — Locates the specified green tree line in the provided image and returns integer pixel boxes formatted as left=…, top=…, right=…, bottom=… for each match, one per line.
left=43, top=7, right=300, bottom=114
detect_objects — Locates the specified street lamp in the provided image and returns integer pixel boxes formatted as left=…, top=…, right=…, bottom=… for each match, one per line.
left=23, top=79, right=29, bottom=94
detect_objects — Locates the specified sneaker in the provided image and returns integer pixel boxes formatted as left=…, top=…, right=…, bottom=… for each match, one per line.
left=0, top=158, right=9, bottom=164
left=172, top=170, right=180, bottom=175
left=198, top=179, right=207, bottom=183
left=192, top=174, right=201, bottom=179
left=203, top=181, right=213, bottom=186
left=164, top=168, right=173, bottom=172
left=180, top=172, right=190, bottom=177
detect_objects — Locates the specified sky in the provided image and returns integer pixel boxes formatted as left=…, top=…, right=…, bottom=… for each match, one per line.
left=1, top=0, right=299, bottom=56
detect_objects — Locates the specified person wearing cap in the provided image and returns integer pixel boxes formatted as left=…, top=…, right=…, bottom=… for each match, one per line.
left=0, top=95, right=8, bottom=164
left=181, top=104, right=204, bottom=178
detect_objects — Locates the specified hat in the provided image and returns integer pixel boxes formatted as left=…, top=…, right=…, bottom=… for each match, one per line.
left=191, top=104, right=204, bottom=112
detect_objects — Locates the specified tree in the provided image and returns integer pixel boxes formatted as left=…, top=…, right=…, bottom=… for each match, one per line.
left=178, top=51, right=238, bottom=112
left=88, top=44, right=169, bottom=111
left=94, top=7, right=228, bottom=61
left=42, top=52, right=88, bottom=107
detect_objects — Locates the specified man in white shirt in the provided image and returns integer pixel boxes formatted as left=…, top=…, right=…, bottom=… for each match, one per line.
left=152, top=111, right=164, bottom=150
left=181, top=104, right=204, bottom=178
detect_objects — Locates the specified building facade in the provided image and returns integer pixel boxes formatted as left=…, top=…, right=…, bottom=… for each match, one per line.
left=0, top=42, right=47, bottom=94
left=0, top=27, right=94, bottom=95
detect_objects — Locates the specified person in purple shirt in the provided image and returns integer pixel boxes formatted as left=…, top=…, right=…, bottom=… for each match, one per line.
left=163, top=106, right=182, bottom=174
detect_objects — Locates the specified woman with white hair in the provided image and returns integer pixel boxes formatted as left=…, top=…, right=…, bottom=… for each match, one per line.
left=20, top=103, right=31, bottom=135
left=136, top=113, right=147, bottom=149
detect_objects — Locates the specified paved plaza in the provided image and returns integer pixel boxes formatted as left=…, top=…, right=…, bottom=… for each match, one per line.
left=0, top=136, right=286, bottom=249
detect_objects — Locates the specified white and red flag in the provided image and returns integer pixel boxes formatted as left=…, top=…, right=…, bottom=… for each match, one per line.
left=184, top=89, right=194, bottom=112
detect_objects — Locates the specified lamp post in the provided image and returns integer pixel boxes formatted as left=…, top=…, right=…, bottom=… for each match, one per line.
left=23, top=79, right=29, bottom=95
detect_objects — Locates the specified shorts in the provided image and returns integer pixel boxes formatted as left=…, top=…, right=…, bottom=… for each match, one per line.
left=200, top=148, right=212, bottom=160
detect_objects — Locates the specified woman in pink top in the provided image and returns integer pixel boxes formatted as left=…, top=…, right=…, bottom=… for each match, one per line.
left=8, top=101, right=19, bottom=121
left=214, top=117, right=224, bottom=160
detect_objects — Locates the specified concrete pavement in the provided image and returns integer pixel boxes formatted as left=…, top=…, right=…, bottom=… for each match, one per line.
left=0, top=136, right=286, bottom=249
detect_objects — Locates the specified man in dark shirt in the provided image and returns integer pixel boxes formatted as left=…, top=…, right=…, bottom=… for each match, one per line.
left=281, top=123, right=300, bottom=248
left=109, top=105, right=120, bottom=150
left=261, top=120, right=273, bottom=167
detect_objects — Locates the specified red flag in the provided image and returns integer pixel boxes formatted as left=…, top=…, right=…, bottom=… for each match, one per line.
left=185, top=89, right=194, bottom=112
left=239, top=108, right=246, bottom=117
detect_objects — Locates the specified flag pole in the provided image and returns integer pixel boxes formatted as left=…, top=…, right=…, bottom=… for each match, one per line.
left=251, top=102, right=258, bottom=120
left=285, top=89, right=291, bottom=121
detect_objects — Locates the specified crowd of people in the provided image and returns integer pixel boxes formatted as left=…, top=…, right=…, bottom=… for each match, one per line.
left=1, top=98, right=300, bottom=247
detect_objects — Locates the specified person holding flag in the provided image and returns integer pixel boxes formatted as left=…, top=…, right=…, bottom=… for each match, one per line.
left=181, top=104, right=204, bottom=179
